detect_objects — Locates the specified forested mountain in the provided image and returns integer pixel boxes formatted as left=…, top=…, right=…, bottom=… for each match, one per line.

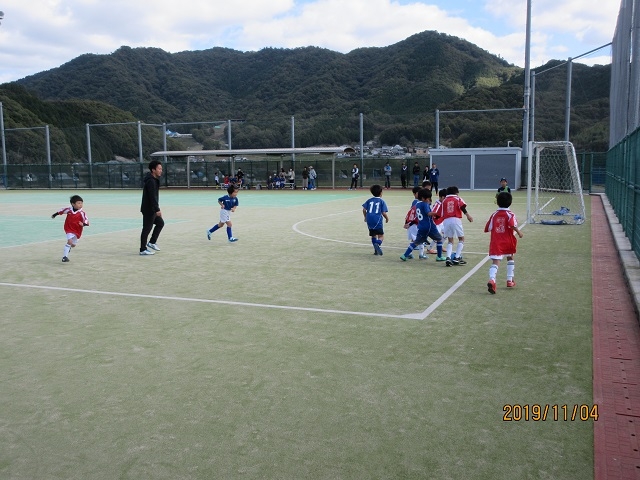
left=0, top=30, right=610, bottom=164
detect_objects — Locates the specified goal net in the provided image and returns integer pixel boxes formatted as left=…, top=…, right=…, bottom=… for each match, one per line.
left=527, top=141, right=586, bottom=225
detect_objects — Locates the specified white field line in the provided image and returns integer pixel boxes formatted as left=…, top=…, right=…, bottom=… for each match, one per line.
left=292, top=210, right=372, bottom=247
left=0, top=282, right=415, bottom=320
left=1, top=213, right=525, bottom=321
left=293, top=215, right=529, bottom=320
left=291, top=210, right=485, bottom=255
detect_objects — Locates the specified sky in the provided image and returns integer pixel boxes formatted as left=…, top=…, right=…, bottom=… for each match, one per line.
left=0, top=0, right=620, bottom=85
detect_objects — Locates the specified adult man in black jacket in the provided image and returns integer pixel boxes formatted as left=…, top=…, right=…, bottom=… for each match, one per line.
left=140, top=160, right=164, bottom=255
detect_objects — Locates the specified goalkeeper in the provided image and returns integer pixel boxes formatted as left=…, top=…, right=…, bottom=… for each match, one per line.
left=495, top=177, right=511, bottom=201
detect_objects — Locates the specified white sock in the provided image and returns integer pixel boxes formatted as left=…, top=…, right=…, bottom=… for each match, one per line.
left=489, top=264, right=498, bottom=281
left=419, top=244, right=425, bottom=255
left=507, top=260, right=515, bottom=281
left=63, top=244, right=71, bottom=257
left=446, top=244, right=453, bottom=258
left=456, top=241, right=464, bottom=259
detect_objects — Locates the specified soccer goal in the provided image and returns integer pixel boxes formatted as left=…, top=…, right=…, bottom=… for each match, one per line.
left=526, top=141, right=586, bottom=225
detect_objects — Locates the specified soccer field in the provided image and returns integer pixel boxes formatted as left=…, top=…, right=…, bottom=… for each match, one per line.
left=0, top=188, right=594, bottom=479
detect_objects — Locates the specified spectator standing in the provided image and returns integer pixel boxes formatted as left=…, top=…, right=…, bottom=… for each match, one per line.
left=236, top=168, right=244, bottom=188
left=383, top=162, right=392, bottom=189
left=429, top=163, right=440, bottom=194
left=349, top=164, right=359, bottom=190
left=302, top=167, right=309, bottom=190
left=400, top=162, right=408, bottom=189
left=288, top=168, right=295, bottom=188
left=412, top=162, right=421, bottom=187
left=308, top=166, right=317, bottom=190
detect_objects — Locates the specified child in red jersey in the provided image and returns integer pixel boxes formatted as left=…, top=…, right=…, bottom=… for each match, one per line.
left=51, top=195, right=89, bottom=263
left=441, top=186, right=473, bottom=266
left=484, top=191, right=524, bottom=294
left=430, top=188, right=448, bottom=258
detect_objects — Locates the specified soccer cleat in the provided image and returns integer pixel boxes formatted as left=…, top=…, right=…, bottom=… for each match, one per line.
left=147, top=242, right=160, bottom=251
left=435, top=256, right=447, bottom=261
left=427, top=249, right=437, bottom=254
left=373, top=249, right=379, bottom=255
left=419, top=254, right=428, bottom=259
left=62, top=256, right=69, bottom=262
left=457, top=258, right=467, bottom=265
left=406, top=253, right=414, bottom=259
left=507, top=280, right=516, bottom=288
left=445, top=257, right=452, bottom=267
left=451, top=257, right=460, bottom=265
left=373, top=243, right=383, bottom=256
left=228, top=237, right=238, bottom=242
left=139, top=249, right=155, bottom=255
left=487, top=279, right=497, bottom=294
left=207, top=230, right=211, bottom=240
left=399, top=255, right=408, bottom=261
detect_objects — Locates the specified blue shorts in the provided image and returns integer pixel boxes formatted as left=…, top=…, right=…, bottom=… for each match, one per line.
left=415, top=227, right=442, bottom=245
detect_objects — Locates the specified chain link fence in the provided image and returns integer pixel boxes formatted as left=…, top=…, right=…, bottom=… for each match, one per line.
left=607, top=0, right=640, bottom=260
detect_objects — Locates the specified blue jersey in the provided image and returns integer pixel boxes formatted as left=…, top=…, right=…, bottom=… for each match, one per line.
left=362, top=197, right=388, bottom=230
left=415, top=201, right=435, bottom=233
left=218, top=194, right=239, bottom=210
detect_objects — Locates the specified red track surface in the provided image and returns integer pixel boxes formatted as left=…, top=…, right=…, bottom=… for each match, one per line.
left=593, top=195, right=640, bottom=479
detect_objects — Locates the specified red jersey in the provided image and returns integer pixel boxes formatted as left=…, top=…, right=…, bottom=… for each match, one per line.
left=441, top=195, right=467, bottom=220
left=432, top=200, right=444, bottom=225
left=57, top=206, right=89, bottom=238
left=404, top=202, right=418, bottom=226
left=484, top=208, right=518, bottom=256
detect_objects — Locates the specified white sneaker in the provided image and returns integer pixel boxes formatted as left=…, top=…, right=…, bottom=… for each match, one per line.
left=147, top=242, right=160, bottom=251
left=139, top=249, right=155, bottom=255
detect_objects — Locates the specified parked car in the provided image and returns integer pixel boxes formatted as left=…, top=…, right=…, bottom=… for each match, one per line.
left=50, top=172, right=74, bottom=183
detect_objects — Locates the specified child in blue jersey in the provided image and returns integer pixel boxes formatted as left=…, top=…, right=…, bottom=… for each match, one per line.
left=207, top=185, right=239, bottom=242
left=362, top=184, right=389, bottom=255
left=400, top=188, right=444, bottom=261
left=403, top=186, right=426, bottom=259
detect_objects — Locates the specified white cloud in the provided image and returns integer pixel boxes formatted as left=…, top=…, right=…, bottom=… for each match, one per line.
left=0, top=0, right=621, bottom=84
left=484, top=0, right=618, bottom=66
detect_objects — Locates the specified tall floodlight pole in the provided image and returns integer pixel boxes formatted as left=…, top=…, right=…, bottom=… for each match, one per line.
left=530, top=71, right=536, bottom=142
left=291, top=116, right=295, bottom=169
left=522, top=0, right=532, bottom=158
left=524, top=0, right=533, bottom=221
left=1, top=102, right=6, bottom=188
left=565, top=58, right=573, bottom=141
left=360, top=113, right=364, bottom=188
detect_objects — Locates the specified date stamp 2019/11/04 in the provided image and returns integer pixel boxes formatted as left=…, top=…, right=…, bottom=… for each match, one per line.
left=503, top=404, right=599, bottom=422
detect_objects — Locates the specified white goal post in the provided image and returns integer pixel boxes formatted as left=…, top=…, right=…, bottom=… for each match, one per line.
left=526, top=141, right=586, bottom=225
